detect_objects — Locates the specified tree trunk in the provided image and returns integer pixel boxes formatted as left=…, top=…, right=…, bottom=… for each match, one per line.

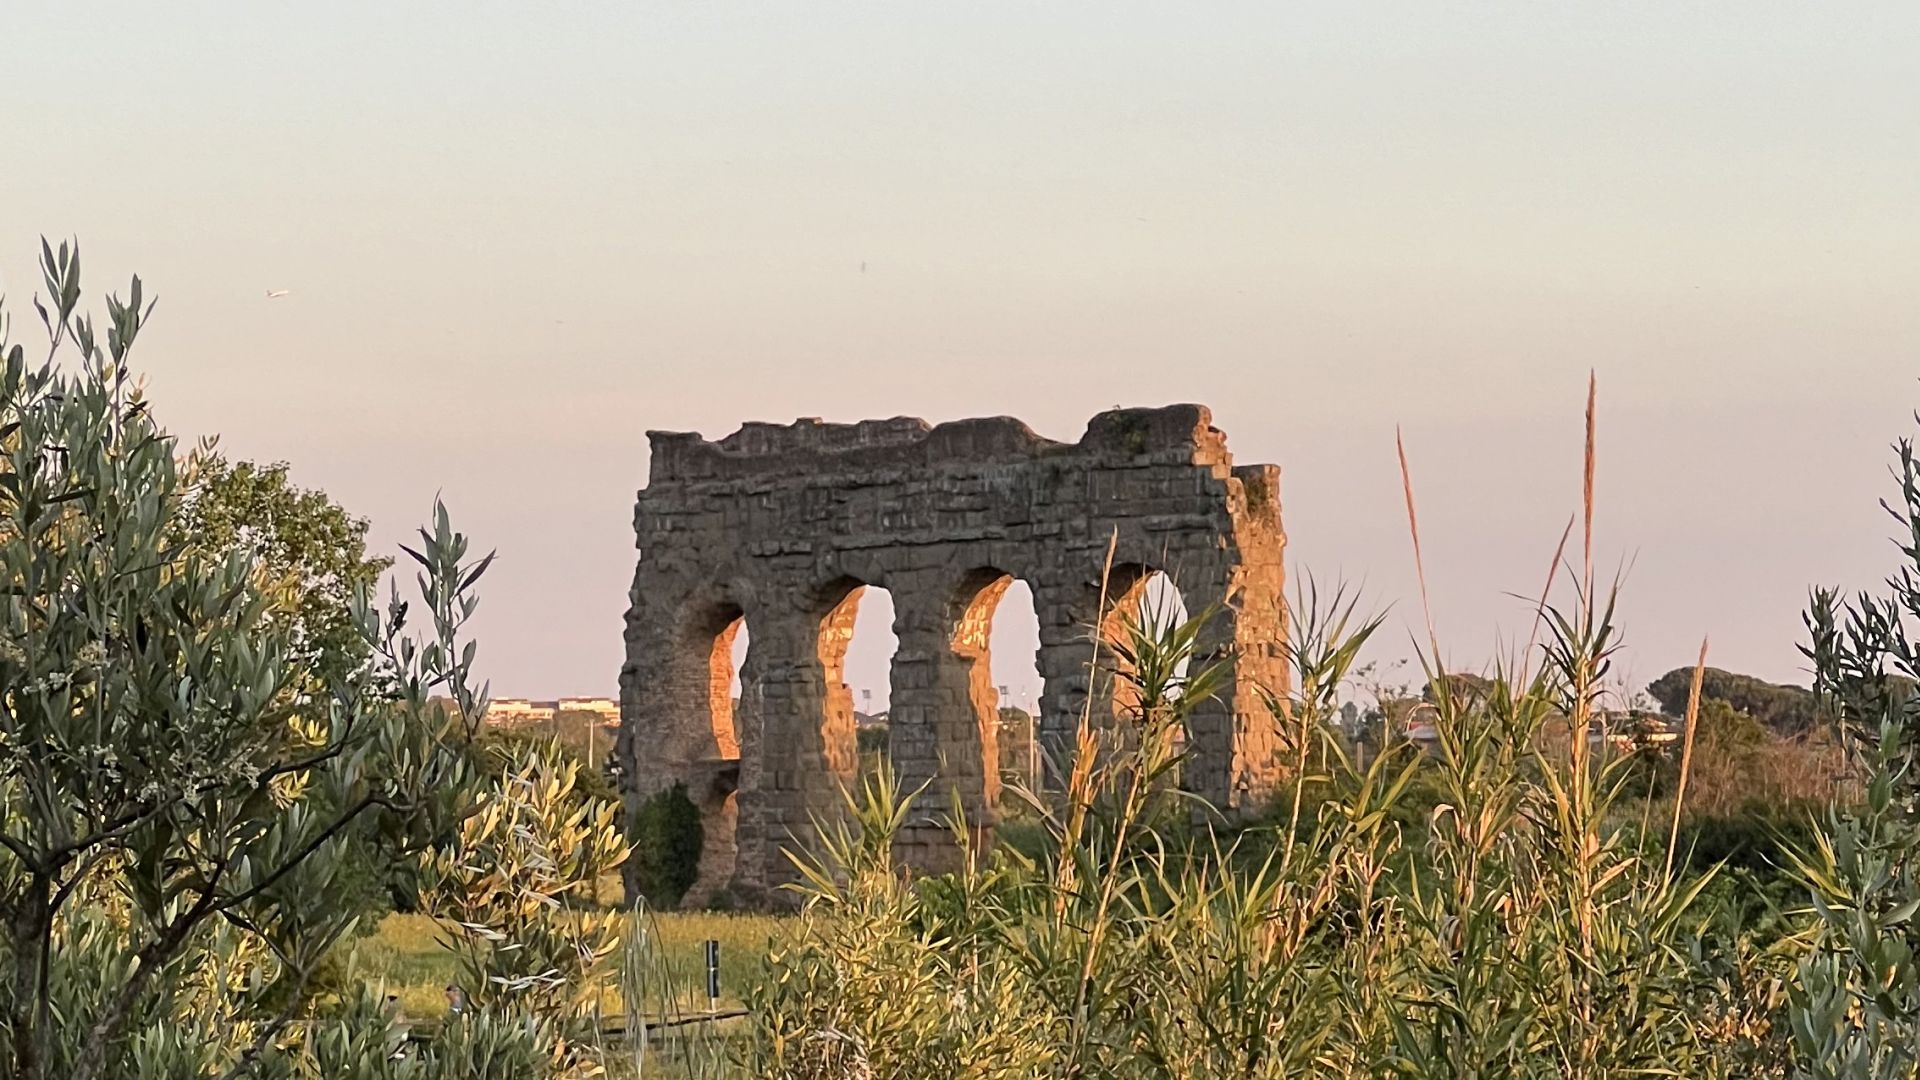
left=9, top=872, right=50, bottom=1080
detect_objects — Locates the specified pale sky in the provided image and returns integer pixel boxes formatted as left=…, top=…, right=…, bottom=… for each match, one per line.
left=5, top=4, right=1916, bottom=706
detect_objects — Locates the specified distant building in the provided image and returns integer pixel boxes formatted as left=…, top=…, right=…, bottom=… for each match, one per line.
left=1594, top=710, right=1680, bottom=753
left=1402, top=703, right=1442, bottom=749
left=557, top=697, right=621, bottom=725
left=1398, top=703, right=1678, bottom=756
left=486, top=698, right=555, bottom=724
left=486, top=697, right=619, bottom=728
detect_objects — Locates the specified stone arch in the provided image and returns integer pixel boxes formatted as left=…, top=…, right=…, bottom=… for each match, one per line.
left=693, top=603, right=746, bottom=760
left=680, top=600, right=746, bottom=905
left=988, top=579, right=1045, bottom=794
left=624, top=404, right=1288, bottom=907
left=1096, top=563, right=1195, bottom=715
left=884, top=566, right=1038, bottom=871
left=949, top=568, right=1019, bottom=817
left=616, top=585, right=754, bottom=908
left=721, top=577, right=871, bottom=907
left=809, top=574, right=878, bottom=788
left=814, top=580, right=863, bottom=773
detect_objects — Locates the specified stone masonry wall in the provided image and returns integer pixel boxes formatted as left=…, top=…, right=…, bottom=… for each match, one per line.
left=617, top=405, right=1287, bottom=907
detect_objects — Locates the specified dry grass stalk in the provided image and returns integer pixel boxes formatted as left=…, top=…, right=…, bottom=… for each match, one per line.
left=1080, top=526, right=1121, bottom=736
left=1052, top=528, right=1121, bottom=910
left=1395, top=426, right=1441, bottom=664
left=1664, top=637, right=1709, bottom=881
left=1573, top=371, right=1599, bottom=750
left=1582, top=371, right=1597, bottom=595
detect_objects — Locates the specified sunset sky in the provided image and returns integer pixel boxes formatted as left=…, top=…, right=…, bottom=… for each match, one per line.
left=6, top=4, right=1916, bottom=706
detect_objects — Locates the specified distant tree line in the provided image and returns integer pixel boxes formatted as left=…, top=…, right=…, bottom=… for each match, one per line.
left=1645, top=666, right=1826, bottom=734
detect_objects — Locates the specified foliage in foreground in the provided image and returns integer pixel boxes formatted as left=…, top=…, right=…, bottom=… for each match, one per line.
left=15, top=240, right=1920, bottom=1078
left=739, top=415, right=1920, bottom=1079
left=424, top=740, right=628, bottom=1022
left=0, top=241, right=501, bottom=1078
left=0, top=244, right=760, bottom=1080
left=749, top=580, right=1746, bottom=1078
left=0, top=243, right=682, bottom=1079
left=1786, top=432, right=1920, bottom=1078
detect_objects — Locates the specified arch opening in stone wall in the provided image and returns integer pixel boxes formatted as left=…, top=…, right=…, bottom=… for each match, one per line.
left=882, top=566, right=1044, bottom=862
left=727, top=621, right=748, bottom=719
left=1142, top=572, right=1194, bottom=760
left=947, top=569, right=1014, bottom=826
left=706, top=609, right=746, bottom=761
left=677, top=600, right=748, bottom=907
left=1138, top=570, right=1193, bottom=696
left=1097, top=566, right=1195, bottom=757
left=819, top=579, right=895, bottom=787
left=1100, top=565, right=1193, bottom=665
left=988, top=579, right=1045, bottom=798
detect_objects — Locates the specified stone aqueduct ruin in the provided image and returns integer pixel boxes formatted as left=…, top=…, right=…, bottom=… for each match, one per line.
left=617, top=405, right=1287, bottom=906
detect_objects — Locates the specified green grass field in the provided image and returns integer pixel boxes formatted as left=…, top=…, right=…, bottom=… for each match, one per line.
left=345, top=909, right=787, bottom=1021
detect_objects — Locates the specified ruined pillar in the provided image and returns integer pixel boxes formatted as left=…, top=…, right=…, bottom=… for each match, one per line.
left=730, top=596, right=858, bottom=906
left=1209, top=462, right=1290, bottom=812
left=1028, top=570, right=1115, bottom=790
left=1165, top=562, right=1287, bottom=810
left=886, top=575, right=1004, bottom=871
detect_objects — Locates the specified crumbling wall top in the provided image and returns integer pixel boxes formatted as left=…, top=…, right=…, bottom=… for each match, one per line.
left=646, top=404, right=1228, bottom=483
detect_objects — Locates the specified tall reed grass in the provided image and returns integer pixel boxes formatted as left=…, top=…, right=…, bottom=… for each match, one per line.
left=739, top=382, right=1838, bottom=1079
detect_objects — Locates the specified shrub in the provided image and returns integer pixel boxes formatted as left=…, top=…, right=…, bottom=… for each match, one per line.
left=856, top=724, right=890, bottom=756
left=631, top=784, right=705, bottom=907
left=422, top=741, right=628, bottom=1024
left=1665, top=701, right=1853, bottom=821
left=476, top=725, right=620, bottom=807
left=1677, top=798, right=1823, bottom=880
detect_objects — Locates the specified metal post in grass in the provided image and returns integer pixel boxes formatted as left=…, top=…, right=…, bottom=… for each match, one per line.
left=703, top=939, right=720, bottom=1011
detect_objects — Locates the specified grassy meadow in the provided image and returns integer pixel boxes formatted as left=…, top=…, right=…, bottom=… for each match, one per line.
left=348, top=908, right=786, bottom=1022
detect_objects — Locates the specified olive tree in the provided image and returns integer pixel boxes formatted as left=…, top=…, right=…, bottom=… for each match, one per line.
left=1791, top=431, right=1920, bottom=1078
left=0, top=239, right=491, bottom=1079
left=170, top=456, right=392, bottom=703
